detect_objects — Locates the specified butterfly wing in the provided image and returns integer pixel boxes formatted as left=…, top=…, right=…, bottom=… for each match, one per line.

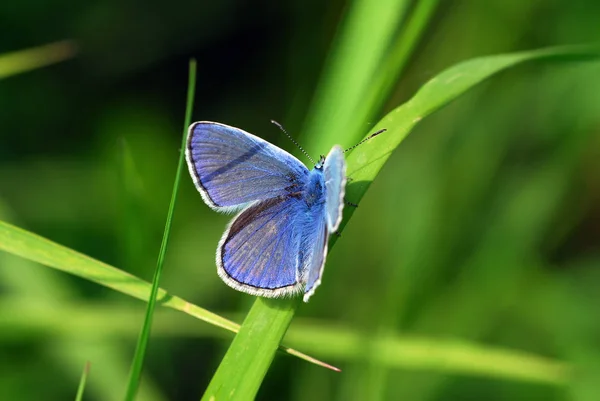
left=301, top=146, right=346, bottom=301
left=323, top=145, right=346, bottom=231
left=301, top=208, right=328, bottom=302
left=217, top=195, right=306, bottom=296
left=186, top=121, right=309, bottom=212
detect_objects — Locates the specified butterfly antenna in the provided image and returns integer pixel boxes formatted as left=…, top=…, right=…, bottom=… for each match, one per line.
left=271, top=120, right=315, bottom=164
left=343, top=128, right=387, bottom=153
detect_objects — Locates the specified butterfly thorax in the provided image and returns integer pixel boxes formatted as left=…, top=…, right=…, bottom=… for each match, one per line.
left=303, top=169, right=325, bottom=208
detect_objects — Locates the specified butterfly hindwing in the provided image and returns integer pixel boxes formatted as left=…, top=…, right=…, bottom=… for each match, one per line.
left=301, top=208, right=328, bottom=302
left=323, top=145, right=346, bottom=232
left=217, top=195, right=305, bottom=297
left=186, top=122, right=309, bottom=212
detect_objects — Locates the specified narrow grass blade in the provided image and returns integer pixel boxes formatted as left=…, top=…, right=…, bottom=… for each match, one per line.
left=284, top=327, right=570, bottom=386
left=0, top=220, right=334, bottom=370
left=123, top=59, right=197, bottom=400
left=0, top=219, right=237, bottom=331
left=350, top=0, right=440, bottom=140
left=200, top=44, right=600, bottom=400
left=341, top=45, right=600, bottom=231
left=300, top=0, right=410, bottom=155
left=0, top=40, right=77, bottom=79
left=75, top=361, right=91, bottom=401
left=0, top=299, right=569, bottom=385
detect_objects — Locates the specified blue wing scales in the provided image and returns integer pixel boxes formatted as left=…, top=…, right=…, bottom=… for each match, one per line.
left=187, top=121, right=348, bottom=302
left=217, top=195, right=305, bottom=296
left=186, top=122, right=309, bottom=212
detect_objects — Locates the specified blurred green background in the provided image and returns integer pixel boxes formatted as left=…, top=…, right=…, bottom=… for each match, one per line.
left=1, top=0, right=600, bottom=400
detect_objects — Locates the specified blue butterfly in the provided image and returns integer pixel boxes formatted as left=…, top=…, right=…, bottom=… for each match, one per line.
left=186, top=121, right=347, bottom=302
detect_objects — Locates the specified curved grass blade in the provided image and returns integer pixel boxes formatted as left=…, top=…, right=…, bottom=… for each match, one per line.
left=75, top=361, right=91, bottom=401
left=123, top=59, right=197, bottom=401
left=0, top=220, right=335, bottom=370
left=341, top=45, right=600, bottom=230
left=0, top=40, right=77, bottom=79
left=201, top=44, right=600, bottom=400
left=0, top=219, right=237, bottom=331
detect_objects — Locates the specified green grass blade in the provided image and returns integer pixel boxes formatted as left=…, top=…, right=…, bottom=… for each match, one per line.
left=284, top=326, right=570, bottom=385
left=0, top=40, right=77, bottom=79
left=200, top=44, right=600, bottom=400
left=123, top=59, right=197, bottom=401
left=351, top=0, right=440, bottom=140
left=201, top=298, right=338, bottom=401
left=75, top=361, right=91, bottom=401
left=341, top=45, right=600, bottom=230
left=199, top=299, right=298, bottom=400
left=0, top=219, right=238, bottom=331
left=201, top=2, right=410, bottom=398
left=300, top=0, right=410, bottom=155
left=0, top=298, right=569, bottom=385
left=0, top=221, right=339, bottom=372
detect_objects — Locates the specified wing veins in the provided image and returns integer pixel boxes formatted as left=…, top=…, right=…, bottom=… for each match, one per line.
left=198, top=161, right=290, bottom=177
left=250, top=225, right=287, bottom=287
left=228, top=201, right=290, bottom=255
left=207, top=174, right=286, bottom=187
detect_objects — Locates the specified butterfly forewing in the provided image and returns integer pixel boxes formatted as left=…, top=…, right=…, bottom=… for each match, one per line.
left=186, top=122, right=309, bottom=211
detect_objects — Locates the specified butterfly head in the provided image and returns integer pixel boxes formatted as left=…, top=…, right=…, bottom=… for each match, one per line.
left=315, top=155, right=326, bottom=170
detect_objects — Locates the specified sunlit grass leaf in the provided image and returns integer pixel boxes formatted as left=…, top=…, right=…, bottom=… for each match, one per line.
left=0, top=40, right=77, bottom=79
left=123, top=60, right=197, bottom=401
left=201, top=298, right=336, bottom=401
left=284, top=326, right=570, bottom=385
left=0, top=299, right=569, bottom=386
left=201, top=44, right=600, bottom=400
left=301, top=0, right=410, bottom=156
left=75, top=361, right=90, bottom=401
left=0, top=221, right=334, bottom=370
left=350, top=0, right=440, bottom=142
left=341, top=45, right=600, bottom=230
left=0, top=219, right=235, bottom=330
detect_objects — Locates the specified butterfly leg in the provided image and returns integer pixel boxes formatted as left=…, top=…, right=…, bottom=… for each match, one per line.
left=344, top=177, right=357, bottom=207
left=345, top=200, right=358, bottom=208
